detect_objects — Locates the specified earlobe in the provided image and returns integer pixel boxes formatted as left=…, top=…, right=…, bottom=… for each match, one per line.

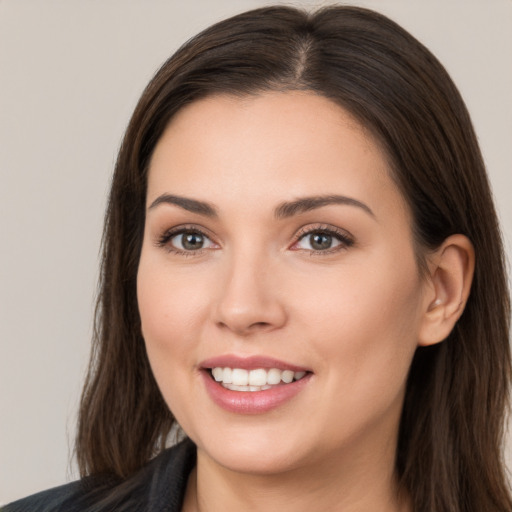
left=418, top=234, right=475, bottom=347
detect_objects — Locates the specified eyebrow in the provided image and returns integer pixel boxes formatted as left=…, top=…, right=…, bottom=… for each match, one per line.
left=148, top=193, right=374, bottom=220
left=274, top=195, right=375, bottom=219
left=148, top=194, right=218, bottom=217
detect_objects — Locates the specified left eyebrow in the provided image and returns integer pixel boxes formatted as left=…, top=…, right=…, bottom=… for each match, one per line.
left=274, top=195, right=375, bottom=219
left=148, top=194, right=218, bottom=217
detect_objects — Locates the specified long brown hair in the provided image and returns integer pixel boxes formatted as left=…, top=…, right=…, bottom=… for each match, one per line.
left=76, top=5, right=511, bottom=511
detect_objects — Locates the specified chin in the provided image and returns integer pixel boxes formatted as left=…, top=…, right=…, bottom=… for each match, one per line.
left=190, top=423, right=312, bottom=475
left=203, top=443, right=305, bottom=475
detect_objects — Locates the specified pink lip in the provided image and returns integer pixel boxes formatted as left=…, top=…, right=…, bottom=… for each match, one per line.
left=201, top=372, right=311, bottom=414
left=199, top=355, right=312, bottom=414
left=200, top=355, right=310, bottom=372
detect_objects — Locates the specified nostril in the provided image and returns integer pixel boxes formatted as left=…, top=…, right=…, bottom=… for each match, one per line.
left=216, top=320, right=272, bottom=335
left=250, top=321, right=271, bottom=329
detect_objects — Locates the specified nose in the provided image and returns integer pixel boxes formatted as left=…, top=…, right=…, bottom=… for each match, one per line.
left=213, top=250, right=287, bottom=336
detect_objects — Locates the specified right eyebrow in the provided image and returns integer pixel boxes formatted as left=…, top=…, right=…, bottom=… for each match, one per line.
left=274, top=194, right=375, bottom=220
left=148, top=194, right=218, bottom=217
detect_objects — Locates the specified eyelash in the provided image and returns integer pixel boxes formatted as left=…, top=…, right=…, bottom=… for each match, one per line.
left=156, top=224, right=354, bottom=256
left=292, top=225, right=355, bottom=255
left=156, top=225, right=215, bottom=257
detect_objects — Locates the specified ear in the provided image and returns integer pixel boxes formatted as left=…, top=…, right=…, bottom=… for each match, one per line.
left=418, top=234, right=475, bottom=347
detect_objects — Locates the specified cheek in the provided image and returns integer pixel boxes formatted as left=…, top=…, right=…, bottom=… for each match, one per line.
left=298, top=256, right=421, bottom=333
left=136, top=259, right=207, bottom=421
left=290, top=261, right=423, bottom=444
left=137, top=259, right=208, bottom=352
left=136, top=258, right=205, bottom=423
left=295, top=255, right=423, bottom=391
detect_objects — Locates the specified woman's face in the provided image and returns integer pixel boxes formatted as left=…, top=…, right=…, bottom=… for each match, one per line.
left=137, top=91, right=431, bottom=476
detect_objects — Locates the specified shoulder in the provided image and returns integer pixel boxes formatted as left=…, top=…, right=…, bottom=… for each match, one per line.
left=1, top=476, right=111, bottom=512
left=3, top=439, right=196, bottom=512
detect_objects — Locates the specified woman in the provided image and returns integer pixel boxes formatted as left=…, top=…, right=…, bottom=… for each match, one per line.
left=5, top=4, right=511, bottom=511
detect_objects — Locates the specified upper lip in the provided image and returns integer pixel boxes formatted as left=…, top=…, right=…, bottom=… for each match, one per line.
left=200, top=355, right=311, bottom=373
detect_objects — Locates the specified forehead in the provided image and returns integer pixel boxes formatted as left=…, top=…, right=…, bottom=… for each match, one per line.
left=147, top=91, right=409, bottom=222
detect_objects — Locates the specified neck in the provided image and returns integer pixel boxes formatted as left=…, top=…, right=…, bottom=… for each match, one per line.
left=182, top=433, right=411, bottom=512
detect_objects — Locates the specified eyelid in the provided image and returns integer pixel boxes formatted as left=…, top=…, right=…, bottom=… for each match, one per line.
left=155, top=224, right=219, bottom=255
left=290, top=224, right=355, bottom=253
left=154, top=222, right=354, bottom=256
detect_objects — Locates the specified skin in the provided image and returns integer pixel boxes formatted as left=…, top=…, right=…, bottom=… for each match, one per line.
left=137, top=91, right=473, bottom=511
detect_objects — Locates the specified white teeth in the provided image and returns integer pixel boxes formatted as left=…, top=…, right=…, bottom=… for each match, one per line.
left=212, top=367, right=223, bottom=382
left=267, top=368, right=281, bottom=385
left=249, top=368, right=267, bottom=386
left=231, top=368, right=249, bottom=386
left=281, top=370, right=294, bottom=383
left=224, top=384, right=272, bottom=392
left=210, top=366, right=308, bottom=391
left=227, top=384, right=249, bottom=392
left=222, top=367, right=232, bottom=384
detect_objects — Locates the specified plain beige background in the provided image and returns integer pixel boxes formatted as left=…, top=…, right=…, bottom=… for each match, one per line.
left=1, top=0, right=511, bottom=504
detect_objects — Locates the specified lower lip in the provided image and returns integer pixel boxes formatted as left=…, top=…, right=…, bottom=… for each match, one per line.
left=201, top=371, right=311, bottom=414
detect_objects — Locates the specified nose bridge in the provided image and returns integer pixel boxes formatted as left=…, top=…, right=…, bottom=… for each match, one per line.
left=214, top=240, right=286, bottom=335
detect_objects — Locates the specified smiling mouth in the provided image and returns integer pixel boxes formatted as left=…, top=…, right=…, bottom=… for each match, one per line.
left=208, top=367, right=309, bottom=392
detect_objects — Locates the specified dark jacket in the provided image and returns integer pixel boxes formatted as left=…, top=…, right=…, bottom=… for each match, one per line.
left=3, top=439, right=196, bottom=512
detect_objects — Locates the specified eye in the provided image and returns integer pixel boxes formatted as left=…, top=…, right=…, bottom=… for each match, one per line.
left=173, top=231, right=210, bottom=250
left=158, top=227, right=217, bottom=254
left=300, top=232, right=339, bottom=251
left=292, top=226, right=354, bottom=253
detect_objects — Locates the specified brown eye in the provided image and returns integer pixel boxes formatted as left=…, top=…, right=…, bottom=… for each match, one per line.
left=296, top=231, right=341, bottom=251
left=180, top=232, right=204, bottom=250
left=169, top=230, right=215, bottom=251
left=309, top=233, right=334, bottom=250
